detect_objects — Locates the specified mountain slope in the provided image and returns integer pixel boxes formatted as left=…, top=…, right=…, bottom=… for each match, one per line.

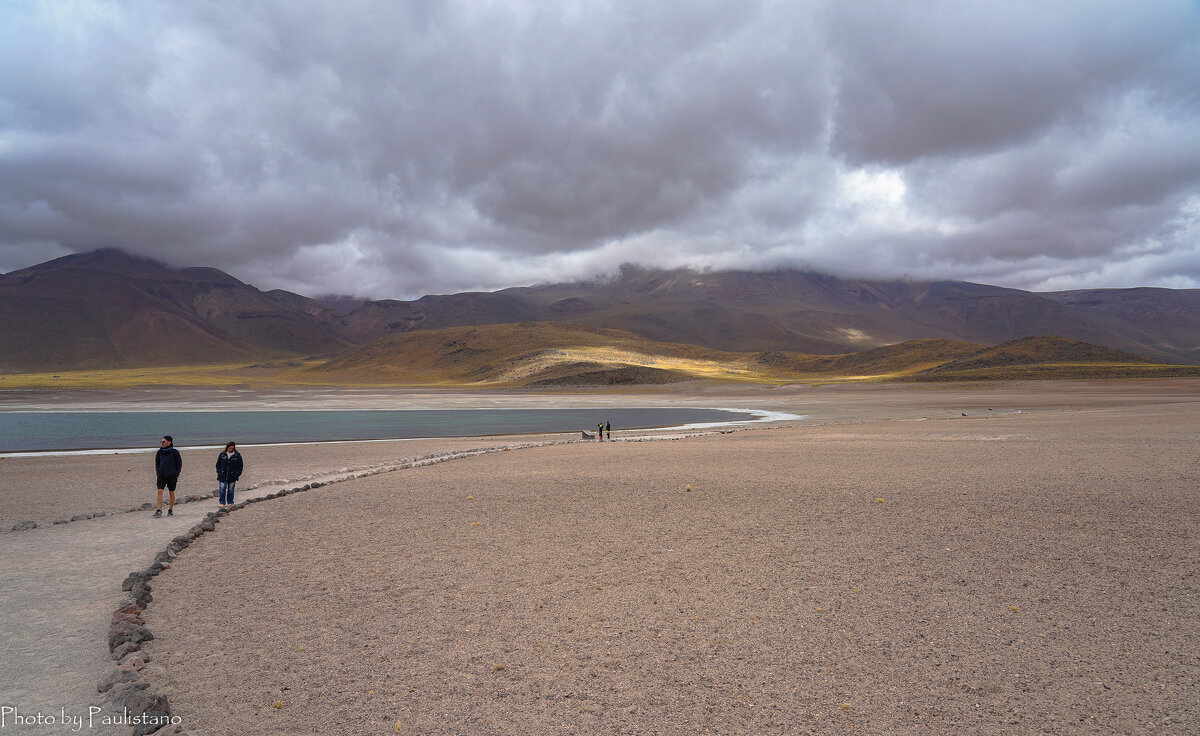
left=336, top=267, right=1200, bottom=364
left=302, top=323, right=1179, bottom=387
left=3, top=250, right=1200, bottom=373
left=1042, top=288, right=1200, bottom=364
left=0, top=250, right=350, bottom=371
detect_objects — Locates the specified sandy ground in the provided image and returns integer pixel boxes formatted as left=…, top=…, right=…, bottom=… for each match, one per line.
left=129, top=387, right=1199, bottom=735
left=0, top=436, right=567, bottom=530
left=1, top=381, right=1197, bottom=735
left=4, top=380, right=1194, bottom=529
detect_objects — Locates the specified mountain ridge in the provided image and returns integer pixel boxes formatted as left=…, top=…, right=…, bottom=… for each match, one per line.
left=2, top=249, right=1199, bottom=374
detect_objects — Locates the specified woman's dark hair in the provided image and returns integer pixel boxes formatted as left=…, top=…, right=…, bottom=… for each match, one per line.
left=225, top=442, right=236, bottom=451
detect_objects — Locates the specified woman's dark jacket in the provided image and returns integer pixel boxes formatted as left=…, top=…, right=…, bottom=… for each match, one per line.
left=155, top=447, right=182, bottom=477
left=216, top=451, right=243, bottom=483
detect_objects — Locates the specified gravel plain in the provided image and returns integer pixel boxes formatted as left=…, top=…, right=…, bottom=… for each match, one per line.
left=132, top=387, right=1200, bottom=735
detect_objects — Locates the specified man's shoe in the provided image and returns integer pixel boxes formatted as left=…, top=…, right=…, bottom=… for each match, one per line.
left=167, top=508, right=173, bottom=516
left=153, top=509, right=162, bottom=517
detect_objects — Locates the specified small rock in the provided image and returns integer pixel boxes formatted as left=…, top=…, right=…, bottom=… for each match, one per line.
left=112, top=611, right=145, bottom=627
left=109, top=621, right=153, bottom=651
left=110, top=681, right=148, bottom=708
left=166, top=547, right=177, bottom=558
left=200, top=519, right=215, bottom=532
left=98, top=668, right=138, bottom=693
left=119, top=655, right=146, bottom=672
left=124, top=689, right=169, bottom=717
left=121, top=649, right=150, bottom=665
left=122, top=573, right=148, bottom=591
left=140, top=503, right=154, bottom=510
left=11, top=520, right=37, bottom=531
left=130, top=584, right=153, bottom=607
left=54, top=519, right=69, bottom=525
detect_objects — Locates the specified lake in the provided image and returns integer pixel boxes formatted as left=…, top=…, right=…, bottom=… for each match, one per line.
left=0, top=407, right=765, bottom=453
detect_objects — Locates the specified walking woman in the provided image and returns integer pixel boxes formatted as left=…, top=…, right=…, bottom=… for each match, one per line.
left=216, top=441, right=244, bottom=511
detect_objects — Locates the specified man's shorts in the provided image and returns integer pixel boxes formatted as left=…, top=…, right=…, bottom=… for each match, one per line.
left=156, top=475, right=178, bottom=492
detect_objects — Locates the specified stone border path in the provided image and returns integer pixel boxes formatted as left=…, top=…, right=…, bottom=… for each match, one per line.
left=0, top=430, right=741, bottom=735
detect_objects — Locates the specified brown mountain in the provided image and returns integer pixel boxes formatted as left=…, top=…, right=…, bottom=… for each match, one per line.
left=909, top=336, right=1200, bottom=381
left=337, top=266, right=1200, bottom=364
left=299, top=323, right=1191, bottom=387
left=3, top=250, right=1199, bottom=374
left=1041, top=288, right=1200, bottom=365
left=0, top=249, right=350, bottom=371
left=300, top=322, right=989, bottom=385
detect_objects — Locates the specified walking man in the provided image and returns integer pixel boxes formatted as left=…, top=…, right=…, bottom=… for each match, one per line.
left=154, top=435, right=182, bottom=517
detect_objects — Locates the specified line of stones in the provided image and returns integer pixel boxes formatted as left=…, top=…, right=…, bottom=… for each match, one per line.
left=6, top=443, right=522, bottom=533
left=6, top=425, right=751, bottom=533
left=95, top=429, right=743, bottom=735
left=7, top=492, right=223, bottom=533
left=96, top=441, right=577, bottom=736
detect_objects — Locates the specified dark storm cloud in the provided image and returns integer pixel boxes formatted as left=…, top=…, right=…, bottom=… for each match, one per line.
left=1, top=0, right=1198, bottom=297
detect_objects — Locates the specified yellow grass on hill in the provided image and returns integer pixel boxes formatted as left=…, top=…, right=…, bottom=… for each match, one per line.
left=2, top=324, right=1196, bottom=389
left=0, top=360, right=339, bottom=390
left=300, top=322, right=767, bottom=385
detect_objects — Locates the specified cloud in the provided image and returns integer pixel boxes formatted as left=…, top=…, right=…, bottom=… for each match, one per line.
left=1, top=0, right=1198, bottom=297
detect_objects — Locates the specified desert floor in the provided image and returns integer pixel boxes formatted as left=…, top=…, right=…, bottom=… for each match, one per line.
left=130, top=382, right=1199, bottom=735
left=1, top=381, right=1197, bottom=735
left=2, top=379, right=1188, bottom=528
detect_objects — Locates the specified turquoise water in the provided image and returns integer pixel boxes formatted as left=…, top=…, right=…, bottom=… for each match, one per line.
left=0, top=408, right=757, bottom=453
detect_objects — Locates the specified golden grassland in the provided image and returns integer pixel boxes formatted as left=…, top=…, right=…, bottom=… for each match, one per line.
left=3, top=324, right=1197, bottom=391
left=0, top=362, right=329, bottom=390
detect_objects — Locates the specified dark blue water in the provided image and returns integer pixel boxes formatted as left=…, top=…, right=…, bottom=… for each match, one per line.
left=0, top=408, right=756, bottom=452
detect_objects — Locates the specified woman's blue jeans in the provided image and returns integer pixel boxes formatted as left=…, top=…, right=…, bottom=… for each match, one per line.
left=219, top=480, right=236, bottom=505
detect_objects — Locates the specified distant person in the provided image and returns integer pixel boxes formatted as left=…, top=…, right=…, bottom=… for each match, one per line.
left=605, top=421, right=611, bottom=440
left=216, top=441, right=244, bottom=511
left=154, top=435, right=182, bottom=517
left=597, top=423, right=604, bottom=441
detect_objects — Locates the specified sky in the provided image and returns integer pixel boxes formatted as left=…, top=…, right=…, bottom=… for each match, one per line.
left=1, top=1, right=1199, bottom=299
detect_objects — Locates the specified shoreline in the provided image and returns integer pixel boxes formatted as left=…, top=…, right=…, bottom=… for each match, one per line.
left=0, top=407, right=806, bottom=458
left=5, top=380, right=1199, bottom=531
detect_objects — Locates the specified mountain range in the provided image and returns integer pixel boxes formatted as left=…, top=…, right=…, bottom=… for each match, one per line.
left=1, top=249, right=1198, bottom=375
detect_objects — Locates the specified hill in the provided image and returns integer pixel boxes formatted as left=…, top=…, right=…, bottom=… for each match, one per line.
left=298, top=324, right=1195, bottom=387
left=0, top=250, right=349, bottom=371
left=3, top=249, right=1200, bottom=375
left=910, top=336, right=1199, bottom=381
left=301, top=322, right=755, bottom=385
left=335, top=266, right=1200, bottom=365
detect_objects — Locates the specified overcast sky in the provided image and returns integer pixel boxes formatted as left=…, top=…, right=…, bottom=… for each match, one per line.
left=2, top=1, right=1198, bottom=298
